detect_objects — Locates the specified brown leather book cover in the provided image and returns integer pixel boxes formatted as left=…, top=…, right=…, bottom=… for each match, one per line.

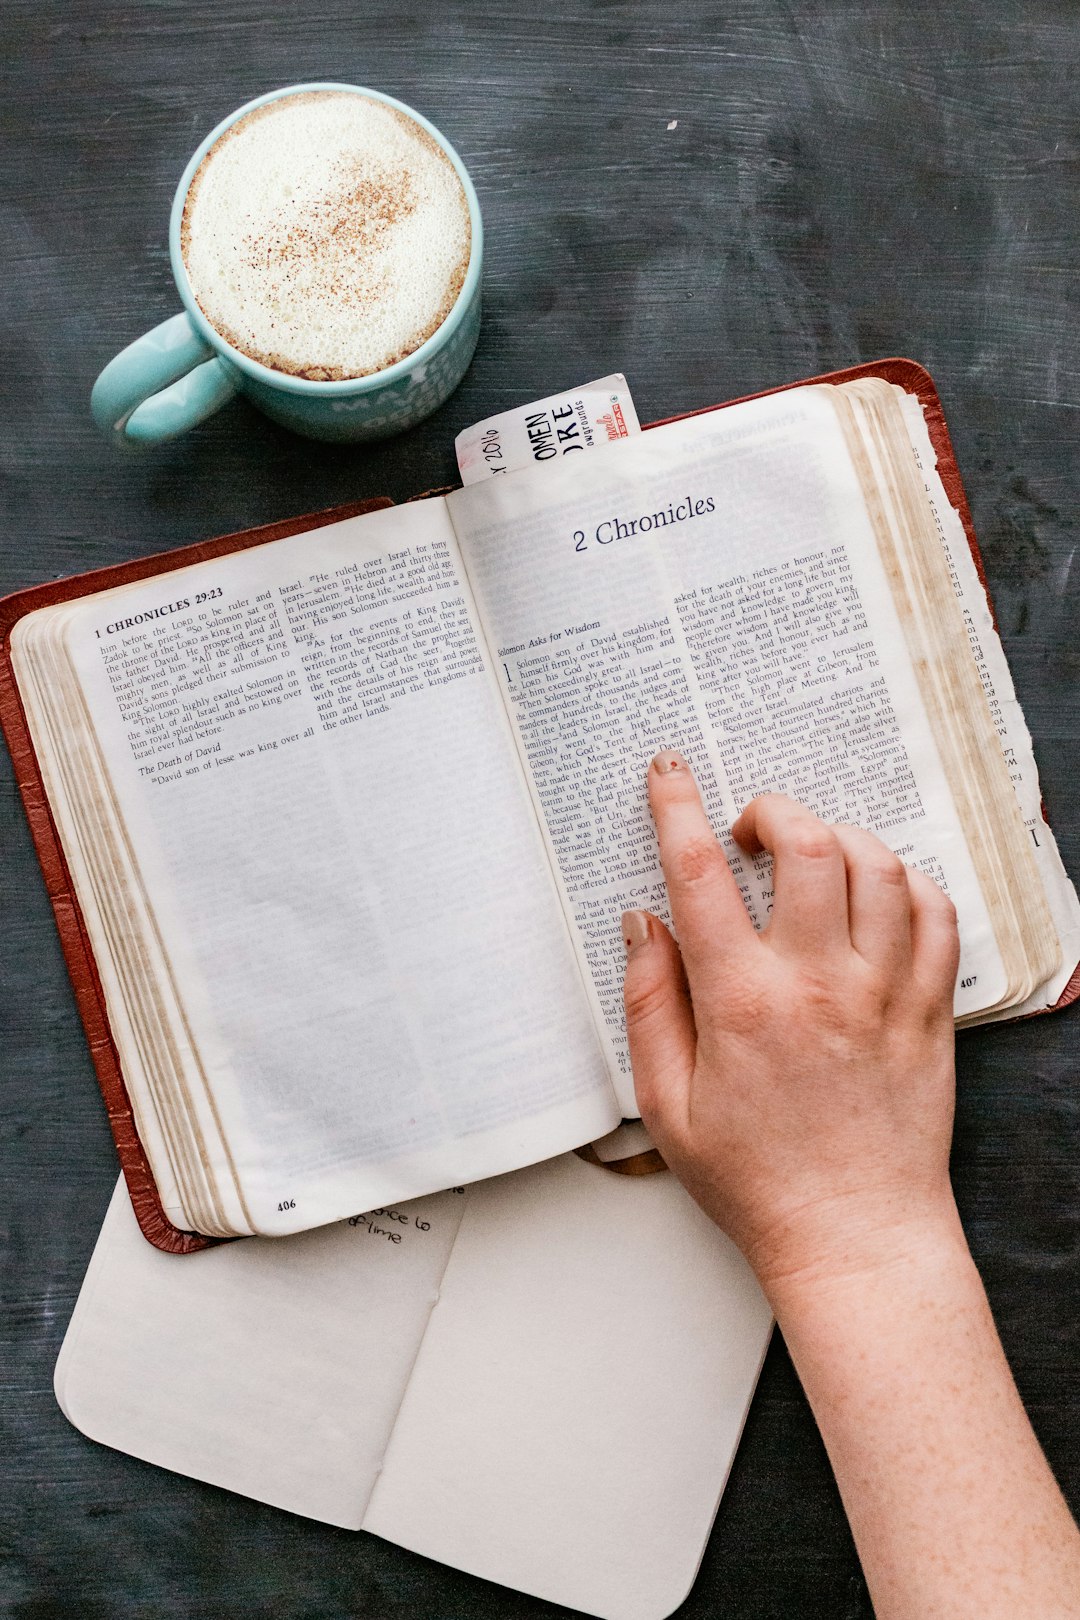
left=2, top=361, right=1075, bottom=1254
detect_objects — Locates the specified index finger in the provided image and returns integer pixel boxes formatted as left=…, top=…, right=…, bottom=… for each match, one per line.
left=648, top=751, right=757, bottom=986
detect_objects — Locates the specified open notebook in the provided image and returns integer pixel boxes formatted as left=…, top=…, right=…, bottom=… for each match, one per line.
left=56, top=1148, right=773, bottom=1620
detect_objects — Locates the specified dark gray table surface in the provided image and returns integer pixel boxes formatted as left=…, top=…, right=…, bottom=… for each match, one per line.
left=2, top=3, right=1078, bottom=1617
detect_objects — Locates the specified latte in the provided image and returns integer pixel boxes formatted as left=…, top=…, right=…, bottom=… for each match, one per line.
left=180, top=90, right=472, bottom=381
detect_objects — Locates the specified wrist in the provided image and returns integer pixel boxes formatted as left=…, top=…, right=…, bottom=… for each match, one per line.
left=751, top=1190, right=973, bottom=1322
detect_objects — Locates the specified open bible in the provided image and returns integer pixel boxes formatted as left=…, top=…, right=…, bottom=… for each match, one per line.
left=5, top=362, right=1078, bottom=1247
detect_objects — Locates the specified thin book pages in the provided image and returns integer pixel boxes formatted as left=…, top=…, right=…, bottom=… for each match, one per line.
left=7, top=365, right=1078, bottom=1242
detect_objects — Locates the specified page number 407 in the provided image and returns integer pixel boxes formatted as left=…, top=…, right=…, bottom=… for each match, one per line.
left=960, top=976, right=977, bottom=989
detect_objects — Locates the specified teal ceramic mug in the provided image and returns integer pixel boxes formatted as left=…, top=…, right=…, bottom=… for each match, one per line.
left=91, top=83, right=483, bottom=446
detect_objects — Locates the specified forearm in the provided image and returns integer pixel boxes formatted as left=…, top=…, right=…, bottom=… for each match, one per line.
left=768, top=1211, right=1080, bottom=1620
left=623, top=769, right=1080, bottom=1612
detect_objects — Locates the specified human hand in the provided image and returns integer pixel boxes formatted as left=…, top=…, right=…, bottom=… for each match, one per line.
left=622, top=751, right=963, bottom=1300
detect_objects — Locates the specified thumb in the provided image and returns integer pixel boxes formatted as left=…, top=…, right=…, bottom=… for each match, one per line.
left=622, top=910, right=696, bottom=1133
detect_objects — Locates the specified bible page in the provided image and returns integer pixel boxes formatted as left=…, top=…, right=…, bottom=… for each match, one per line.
left=55, top=1177, right=467, bottom=1528
left=448, top=390, right=1005, bottom=1108
left=47, top=500, right=617, bottom=1233
left=897, top=391, right=1080, bottom=1013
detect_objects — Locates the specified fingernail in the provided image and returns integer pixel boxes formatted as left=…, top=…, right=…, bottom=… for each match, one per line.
left=652, top=750, right=687, bottom=773
left=621, top=910, right=651, bottom=953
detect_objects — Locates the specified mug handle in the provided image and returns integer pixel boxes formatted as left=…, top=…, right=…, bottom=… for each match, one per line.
left=91, top=312, right=239, bottom=445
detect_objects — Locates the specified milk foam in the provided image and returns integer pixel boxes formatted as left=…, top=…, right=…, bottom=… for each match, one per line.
left=181, top=91, right=472, bottom=380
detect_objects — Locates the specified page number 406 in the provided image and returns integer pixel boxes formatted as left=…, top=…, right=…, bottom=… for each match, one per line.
left=278, top=1198, right=296, bottom=1212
